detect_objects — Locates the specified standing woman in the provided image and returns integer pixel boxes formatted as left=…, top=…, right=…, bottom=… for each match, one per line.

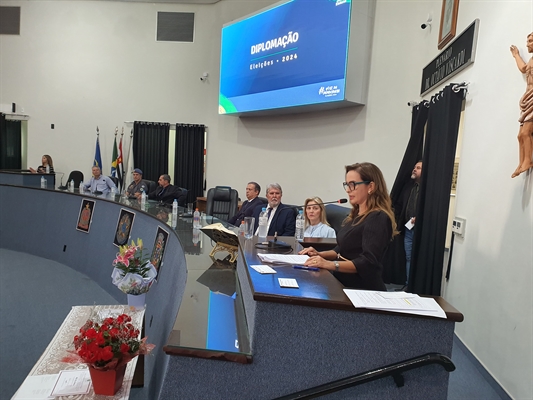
left=303, top=197, right=336, bottom=238
left=300, top=162, right=397, bottom=291
left=29, top=155, right=54, bottom=174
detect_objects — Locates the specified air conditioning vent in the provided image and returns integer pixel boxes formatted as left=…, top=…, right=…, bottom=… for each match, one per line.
left=0, top=6, right=21, bottom=35
left=157, top=12, right=194, bottom=43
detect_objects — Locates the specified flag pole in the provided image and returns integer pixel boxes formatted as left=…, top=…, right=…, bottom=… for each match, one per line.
left=94, top=126, right=103, bottom=171
left=118, top=127, right=125, bottom=193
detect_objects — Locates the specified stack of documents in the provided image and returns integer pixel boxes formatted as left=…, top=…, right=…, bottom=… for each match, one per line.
left=256, top=254, right=308, bottom=264
left=343, top=289, right=446, bottom=319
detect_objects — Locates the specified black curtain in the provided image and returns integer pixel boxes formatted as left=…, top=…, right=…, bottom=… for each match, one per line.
left=174, top=124, right=205, bottom=204
left=0, top=113, right=22, bottom=169
left=133, top=122, right=170, bottom=183
left=410, top=85, right=465, bottom=295
left=382, top=103, right=429, bottom=284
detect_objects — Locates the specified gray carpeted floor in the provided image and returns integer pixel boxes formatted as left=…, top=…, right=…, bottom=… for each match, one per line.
left=0, top=249, right=118, bottom=400
left=0, top=249, right=509, bottom=400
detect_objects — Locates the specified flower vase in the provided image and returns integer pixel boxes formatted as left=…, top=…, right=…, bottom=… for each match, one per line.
left=127, top=293, right=146, bottom=310
left=89, top=364, right=127, bottom=396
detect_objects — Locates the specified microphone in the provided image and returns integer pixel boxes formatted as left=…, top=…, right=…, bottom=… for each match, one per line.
left=56, top=172, right=67, bottom=190
left=296, top=198, right=348, bottom=208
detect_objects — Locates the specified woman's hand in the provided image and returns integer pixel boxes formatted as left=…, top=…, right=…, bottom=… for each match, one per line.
left=299, top=246, right=319, bottom=256
left=304, top=255, right=331, bottom=270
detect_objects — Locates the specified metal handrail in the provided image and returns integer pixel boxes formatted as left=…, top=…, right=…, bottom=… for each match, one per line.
left=275, top=353, right=455, bottom=400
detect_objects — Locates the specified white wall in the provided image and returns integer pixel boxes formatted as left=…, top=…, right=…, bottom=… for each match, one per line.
left=0, top=0, right=531, bottom=398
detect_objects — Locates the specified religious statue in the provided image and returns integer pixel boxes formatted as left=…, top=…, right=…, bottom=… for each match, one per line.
left=510, top=33, right=533, bottom=178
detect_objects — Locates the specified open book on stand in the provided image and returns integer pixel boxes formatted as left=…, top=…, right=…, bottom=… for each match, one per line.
left=201, top=223, right=239, bottom=247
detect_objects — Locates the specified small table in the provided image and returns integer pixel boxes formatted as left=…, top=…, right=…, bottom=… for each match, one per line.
left=12, top=305, right=145, bottom=400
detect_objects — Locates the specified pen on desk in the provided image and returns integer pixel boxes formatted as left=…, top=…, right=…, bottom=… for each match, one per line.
left=293, top=265, right=319, bottom=271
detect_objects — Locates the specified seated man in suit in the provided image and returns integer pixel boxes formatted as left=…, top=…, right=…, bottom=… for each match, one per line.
left=82, top=165, right=116, bottom=195
left=228, top=181, right=263, bottom=226
left=252, top=183, right=295, bottom=237
left=148, top=174, right=185, bottom=205
left=125, top=168, right=148, bottom=199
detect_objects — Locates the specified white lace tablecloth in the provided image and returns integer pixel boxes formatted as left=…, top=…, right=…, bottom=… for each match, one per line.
left=14, top=305, right=145, bottom=400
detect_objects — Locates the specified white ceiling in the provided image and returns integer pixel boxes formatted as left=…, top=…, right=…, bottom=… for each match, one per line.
left=32, top=0, right=222, bottom=3
left=108, top=0, right=220, bottom=3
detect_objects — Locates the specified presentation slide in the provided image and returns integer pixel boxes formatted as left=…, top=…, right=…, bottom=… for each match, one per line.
left=219, top=0, right=351, bottom=114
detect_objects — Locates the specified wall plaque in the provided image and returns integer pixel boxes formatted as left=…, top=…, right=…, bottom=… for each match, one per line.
left=421, top=19, right=479, bottom=96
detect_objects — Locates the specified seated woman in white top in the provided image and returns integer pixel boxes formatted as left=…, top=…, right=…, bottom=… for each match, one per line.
left=303, top=197, right=336, bottom=238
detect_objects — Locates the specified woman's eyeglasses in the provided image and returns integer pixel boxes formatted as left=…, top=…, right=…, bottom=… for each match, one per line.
left=343, top=181, right=370, bottom=191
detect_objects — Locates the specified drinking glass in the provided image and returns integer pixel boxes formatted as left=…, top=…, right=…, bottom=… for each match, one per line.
left=244, top=217, right=255, bottom=239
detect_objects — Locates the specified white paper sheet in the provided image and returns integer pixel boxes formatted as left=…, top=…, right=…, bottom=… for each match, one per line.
left=11, top=374, right=57, bottom=400
left=250, top=264, right=277, bottom=274
left=257, top=254, right=309, bottom=265
left=50, top=369, right=91, bottom=396
left=278, top=278, right=299, bottom=288
left=343, top=289, right=446, bottom=318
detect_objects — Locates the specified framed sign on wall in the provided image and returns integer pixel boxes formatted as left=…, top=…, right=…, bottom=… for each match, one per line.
left=438, top=0, right=460, bottom=50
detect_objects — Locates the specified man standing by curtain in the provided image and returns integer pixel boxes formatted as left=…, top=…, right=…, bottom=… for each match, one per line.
left=402, top=161, right=422, bottom=289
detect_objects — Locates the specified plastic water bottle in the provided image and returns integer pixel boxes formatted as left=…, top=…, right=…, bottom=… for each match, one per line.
left=295, top=209, right=305, bottom=241
left=40, top=176, right=46, bottom=189
left=192, top=228, right=200, bottom=246
left=193, top=208, right=201, bottom=229
left=140, top=189, right=146, bottom=207
left=258, top=207, right=268, bottom=238
left=79, top=180, right=84, bottom=192
left=45, top=165, right=50, bottom=174
left=69, top=179, right=74, bottom=192
left=111, top=186, right=116, bottom=196
left=238, top=220, right=246, bottom=236
left=172, top=199, right=178, bottom=228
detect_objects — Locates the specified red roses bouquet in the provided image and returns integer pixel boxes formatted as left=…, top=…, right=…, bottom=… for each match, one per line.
left=64, top=313, right=155, bottom=370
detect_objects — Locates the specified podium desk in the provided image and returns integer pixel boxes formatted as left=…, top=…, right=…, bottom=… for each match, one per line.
left=0, top=170, right=55, bottom=189
left=160, top=235, right=463, bottom=399
left=12, top=305, right=144, bottom=400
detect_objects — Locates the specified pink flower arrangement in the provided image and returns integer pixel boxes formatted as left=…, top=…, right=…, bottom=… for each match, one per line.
left=111, top=239, right=157, bottom=295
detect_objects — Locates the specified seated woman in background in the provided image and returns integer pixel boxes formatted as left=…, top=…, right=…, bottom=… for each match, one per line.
left=29, top=155, right=54, bottom=174
left=299, top=162, right=398, bottom=291
left=303, top=197, right=336, bottom=238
